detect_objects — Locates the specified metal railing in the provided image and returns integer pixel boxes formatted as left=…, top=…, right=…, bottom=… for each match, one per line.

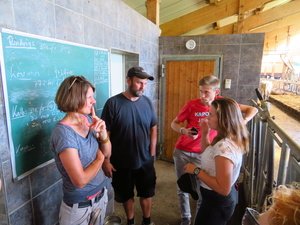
left=242, top=94, right=300, bottom=211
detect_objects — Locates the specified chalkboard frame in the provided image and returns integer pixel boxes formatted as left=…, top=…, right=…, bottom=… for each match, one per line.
left=0, top=28, right=110, bottom=180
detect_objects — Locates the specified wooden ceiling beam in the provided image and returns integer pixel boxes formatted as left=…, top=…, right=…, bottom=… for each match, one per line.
left=159, top=0, right=275, bottom=36
left=160, top=0, right=238, bottom=36
left=146, top=0, right=159, bottom=25
left=206, top=0, right=224, bottom=5
left=240, top=0, right=300, bottom=33
left=239, top=0, right=272, bottom=13
left=206, top=24, right=235, bottom=34
left=248, top=12, right=300, bottom=33
left=235, top=0, right=282, bottom=33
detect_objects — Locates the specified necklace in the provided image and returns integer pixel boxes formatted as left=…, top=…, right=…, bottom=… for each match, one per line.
left=62, top=113, right=90, bottom=136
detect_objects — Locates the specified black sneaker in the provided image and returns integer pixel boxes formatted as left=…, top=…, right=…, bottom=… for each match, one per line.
left=180, top=217, right=191, bottom=225
left=141, top=222, right=155, bottom=225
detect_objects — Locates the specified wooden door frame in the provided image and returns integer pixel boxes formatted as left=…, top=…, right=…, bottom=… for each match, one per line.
left=158, top=54, right=223, bottom=161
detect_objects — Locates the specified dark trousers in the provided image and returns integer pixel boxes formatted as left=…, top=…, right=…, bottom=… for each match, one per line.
left=194, top=186, right=238, bottom=225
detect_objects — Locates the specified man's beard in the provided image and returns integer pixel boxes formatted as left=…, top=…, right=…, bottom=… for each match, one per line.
left=129, top=87, right=143, bottom=97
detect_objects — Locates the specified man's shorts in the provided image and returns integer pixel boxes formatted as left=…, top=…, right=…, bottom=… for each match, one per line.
left=112, top=159, right=156, bottom=203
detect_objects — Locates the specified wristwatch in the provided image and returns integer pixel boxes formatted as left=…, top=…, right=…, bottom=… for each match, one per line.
left=193, top=167, right=201, bottom=175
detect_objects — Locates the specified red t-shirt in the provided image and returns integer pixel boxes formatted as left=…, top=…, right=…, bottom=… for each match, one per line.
left=174, top=98, right=219, bottom=153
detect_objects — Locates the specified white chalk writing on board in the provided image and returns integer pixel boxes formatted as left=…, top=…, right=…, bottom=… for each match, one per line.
left=54, top=69, right=74, bottom=78
left=39, top=43, right=57, bottom=52
left=12, top=105, right=27, bottom=120
left=12, top=100, right=61, bottom=131
left=6, top=35, right=36, bottom=49
left=9, top=66, right=40, bottom=80
left=16, top=144, right=35, bottom=155
left=94, top=51, right=108, bottom=84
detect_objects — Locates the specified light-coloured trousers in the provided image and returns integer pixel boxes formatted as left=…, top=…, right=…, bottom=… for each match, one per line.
left=173, top=148, right=202, bottom=220
left=59, top=188, right=108, bottom=225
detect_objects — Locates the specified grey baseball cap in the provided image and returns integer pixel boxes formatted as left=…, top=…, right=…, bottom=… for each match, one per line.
left=127, top=66, right=154, bottom=81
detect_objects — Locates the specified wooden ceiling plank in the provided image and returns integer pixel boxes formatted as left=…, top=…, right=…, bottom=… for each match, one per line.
left=241, top=0, right=300, bottom=32
left=248, top=12, right=300, bottom=33
left=146, top=0, right=160, bottom=25
left=265, top=24, right=300, bottom=42
left=160, top=1, right=208, bottom=23
left=264, top=23, right=300, bottom=51
left=160, top=0, right=238, bottom=36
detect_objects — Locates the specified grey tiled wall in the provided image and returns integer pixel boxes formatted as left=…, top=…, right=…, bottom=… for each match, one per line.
left=159, top=33, right=265, bottom=104
left=0, top=0, right=160, bottom=224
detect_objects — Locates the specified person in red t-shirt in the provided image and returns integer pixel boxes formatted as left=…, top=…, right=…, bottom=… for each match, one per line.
left=171, top=75, right=258, bottom=225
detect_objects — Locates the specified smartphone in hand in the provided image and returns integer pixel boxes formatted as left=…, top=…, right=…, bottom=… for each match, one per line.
left=191, top=127, right=198, bottom=135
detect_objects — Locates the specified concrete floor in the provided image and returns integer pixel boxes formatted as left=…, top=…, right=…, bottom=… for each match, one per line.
left=110, top=160, right=197, bottom=225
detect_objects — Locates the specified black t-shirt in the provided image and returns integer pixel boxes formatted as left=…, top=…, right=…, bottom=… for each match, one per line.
left=101, top=93, right=157, bottom=169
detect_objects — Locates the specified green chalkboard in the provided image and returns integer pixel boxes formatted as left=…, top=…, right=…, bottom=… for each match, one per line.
left=0, top=29, right=109, bottom=179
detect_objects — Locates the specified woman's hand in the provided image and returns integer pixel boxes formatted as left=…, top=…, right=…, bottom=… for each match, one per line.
left=184, top=163, right=197, bottom=174
left=200, top=118, right=209, bottom=135
left=90, top=107, right=108, bottom=140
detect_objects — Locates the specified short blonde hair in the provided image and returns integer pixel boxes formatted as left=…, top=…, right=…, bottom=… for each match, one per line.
left=268, top=183, right=300, bottom=225
left=55, top=75, right=95, bottom=113
left=199, top=75, right=220, bottom=88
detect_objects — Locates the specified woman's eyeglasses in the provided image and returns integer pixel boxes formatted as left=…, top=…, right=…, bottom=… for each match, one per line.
left=242, top=207, right=260, bottom=225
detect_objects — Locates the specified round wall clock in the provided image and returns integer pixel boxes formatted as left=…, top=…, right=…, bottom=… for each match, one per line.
left=185, top=39, right=196, bottom=50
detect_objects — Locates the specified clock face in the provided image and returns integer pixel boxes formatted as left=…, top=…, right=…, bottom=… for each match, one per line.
left=186, top=39, right=196, bottom=50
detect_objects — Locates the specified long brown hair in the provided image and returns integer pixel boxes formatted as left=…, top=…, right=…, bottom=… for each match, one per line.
left=211, top=97, right=249, bottom=152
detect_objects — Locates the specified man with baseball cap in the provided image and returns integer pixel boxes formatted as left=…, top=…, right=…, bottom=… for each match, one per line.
left=101, top=66, right=157, bottom=225
left=127, top=66, right=154, bottom=81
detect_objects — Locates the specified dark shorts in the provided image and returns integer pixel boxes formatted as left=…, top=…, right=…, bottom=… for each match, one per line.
left=112, top=159, right=156, bottom=203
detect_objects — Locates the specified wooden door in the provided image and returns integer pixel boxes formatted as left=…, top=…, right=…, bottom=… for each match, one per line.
left=163, top=60, right=215, bottom=161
